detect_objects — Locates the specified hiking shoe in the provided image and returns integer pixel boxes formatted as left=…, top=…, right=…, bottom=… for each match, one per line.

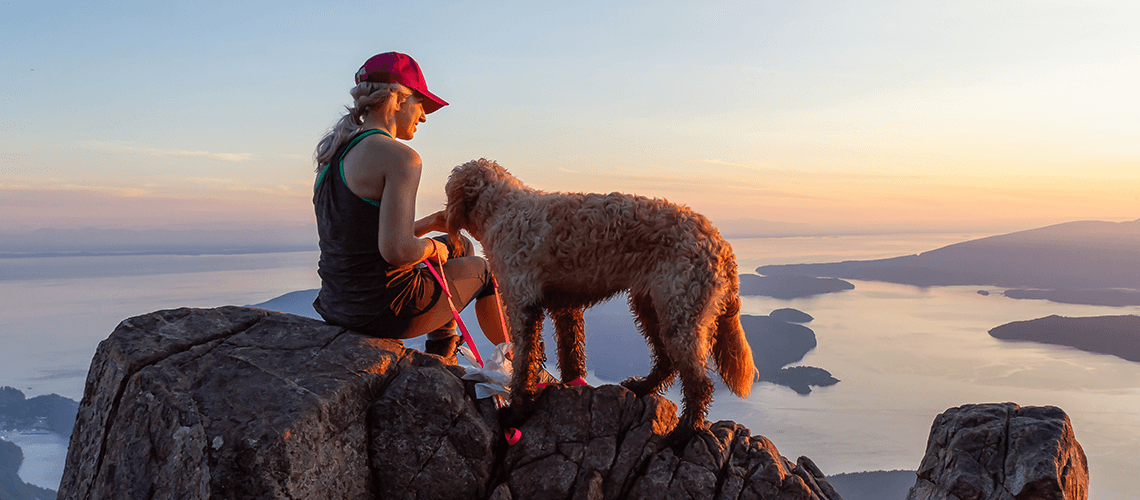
left=424, top=333, right=463, bottom=365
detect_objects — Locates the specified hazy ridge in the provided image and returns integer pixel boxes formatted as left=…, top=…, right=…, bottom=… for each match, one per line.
left=757, top=219, right=1140, bottom=297
left=0, top=226, right=318, bottom=257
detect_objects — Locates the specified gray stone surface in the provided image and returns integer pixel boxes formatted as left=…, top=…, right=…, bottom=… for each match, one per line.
left=907, top=402, right=1088, bottom=500
left=59, top=306, right=847, bottom=499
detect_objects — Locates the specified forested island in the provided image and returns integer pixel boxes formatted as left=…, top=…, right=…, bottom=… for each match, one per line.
left=989, top=315, right=1140, bottom=362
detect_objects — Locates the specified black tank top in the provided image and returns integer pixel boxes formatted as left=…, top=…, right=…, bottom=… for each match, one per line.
left=312, top=129, right=422, bottom=328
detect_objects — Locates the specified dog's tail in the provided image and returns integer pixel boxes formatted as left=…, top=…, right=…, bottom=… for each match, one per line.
left=713, top=287, right=756, bottom=399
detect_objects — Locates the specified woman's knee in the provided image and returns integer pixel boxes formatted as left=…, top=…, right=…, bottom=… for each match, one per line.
left=431, top=233, right=476, bottom=258
left=443, top=256, right=495, bottom=301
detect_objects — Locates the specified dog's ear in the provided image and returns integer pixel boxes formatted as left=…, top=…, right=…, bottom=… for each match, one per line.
left=444, top=160, right=488, bottom=237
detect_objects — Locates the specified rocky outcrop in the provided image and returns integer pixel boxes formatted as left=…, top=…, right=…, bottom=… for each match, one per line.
left=907, top=403, right=1088, bottom=500
left=60, top=306, right=842, bottom=500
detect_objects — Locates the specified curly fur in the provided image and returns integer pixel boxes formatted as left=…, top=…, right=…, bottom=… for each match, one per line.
left=445, top=158, right=756, bottom=440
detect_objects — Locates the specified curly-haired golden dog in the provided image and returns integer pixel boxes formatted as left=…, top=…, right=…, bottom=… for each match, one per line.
left=445, top=158, right=756, bottom=441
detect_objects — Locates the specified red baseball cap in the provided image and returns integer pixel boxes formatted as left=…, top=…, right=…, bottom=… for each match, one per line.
left=355, top=52, right=448, bottom=114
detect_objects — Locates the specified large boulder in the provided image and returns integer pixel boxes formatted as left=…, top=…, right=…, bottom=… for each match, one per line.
left=907, top=402, right=1088, bottom=500
left=59, top=306, right=843, bottom=500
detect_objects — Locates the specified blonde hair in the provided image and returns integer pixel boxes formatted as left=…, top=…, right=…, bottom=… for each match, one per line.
left=314, top=81, right=414, bottom=171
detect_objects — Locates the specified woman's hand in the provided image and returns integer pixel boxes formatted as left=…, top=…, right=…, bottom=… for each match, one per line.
left=425, top=238, right=449, bottom=265
left=414, top=210, right=447, bottom=237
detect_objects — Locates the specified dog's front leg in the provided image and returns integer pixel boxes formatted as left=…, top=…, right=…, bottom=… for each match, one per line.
left=504, top=303, right=545, bottom=429
left=549, top=307, right=586, bottom=383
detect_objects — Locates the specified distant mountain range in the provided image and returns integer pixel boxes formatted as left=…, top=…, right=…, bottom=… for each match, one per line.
left=0, top=226, right=318, bottom=257
left=757, top=219, right=1140, bottom=305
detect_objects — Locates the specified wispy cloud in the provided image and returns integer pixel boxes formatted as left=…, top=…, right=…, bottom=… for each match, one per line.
left=76, top=140, right=252, bottom=162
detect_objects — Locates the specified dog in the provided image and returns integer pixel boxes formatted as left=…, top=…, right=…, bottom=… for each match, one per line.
left=444, top=158, right=756, bottom=442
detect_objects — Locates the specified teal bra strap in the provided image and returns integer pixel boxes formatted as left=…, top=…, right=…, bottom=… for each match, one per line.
left=314, top=129, right=392, bottom=206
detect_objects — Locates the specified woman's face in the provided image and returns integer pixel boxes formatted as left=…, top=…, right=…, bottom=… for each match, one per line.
left=393, top=94, right=426, bottom=140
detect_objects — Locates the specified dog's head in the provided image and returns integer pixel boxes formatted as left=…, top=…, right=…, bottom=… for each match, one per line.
left=444, top=158, right=521, bottom=240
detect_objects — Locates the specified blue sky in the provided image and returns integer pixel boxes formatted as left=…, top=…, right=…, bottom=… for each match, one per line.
left=2, top=0, right=1138, bottom=234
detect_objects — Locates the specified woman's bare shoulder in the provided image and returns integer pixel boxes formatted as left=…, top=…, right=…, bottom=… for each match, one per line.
left=359, top=133, right=421, bottom=168
left=342, top=134, right=423, bottom=198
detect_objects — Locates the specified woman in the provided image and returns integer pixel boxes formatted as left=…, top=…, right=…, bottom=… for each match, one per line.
left=312, top=52, right=507, bottom=361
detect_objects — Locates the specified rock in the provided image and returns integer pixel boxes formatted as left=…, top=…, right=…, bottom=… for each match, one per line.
left=907, top=402, right=1088, bottom=500
left=59, top=306, right=408, bottom=499
left=60, top=306, right=845, bottom=500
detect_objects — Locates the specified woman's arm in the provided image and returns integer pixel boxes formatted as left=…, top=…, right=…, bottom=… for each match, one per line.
left=414, top=210, right=447, bottom=237
left=369, top=144, right=445, bottom=266
left=341, top=136, right=446, bottom=266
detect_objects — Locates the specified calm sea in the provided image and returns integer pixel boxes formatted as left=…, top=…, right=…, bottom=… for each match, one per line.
left=0, top=234, right=1136, bottom=498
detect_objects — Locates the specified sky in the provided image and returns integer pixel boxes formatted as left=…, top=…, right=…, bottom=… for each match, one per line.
left=2, top=0, right=1138, bottom=236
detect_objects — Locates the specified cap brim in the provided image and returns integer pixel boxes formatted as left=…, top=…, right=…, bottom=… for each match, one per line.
left=418, top=89, right=447, bottom=114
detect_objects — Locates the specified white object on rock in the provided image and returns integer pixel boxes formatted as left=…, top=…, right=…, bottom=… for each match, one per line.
left=460, top=342, right=512, bottom=400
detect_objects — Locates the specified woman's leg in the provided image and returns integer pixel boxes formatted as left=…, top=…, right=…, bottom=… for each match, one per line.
left=404, top=256, right=508, bottom=344
left=474, top=294, right=509, bottom=345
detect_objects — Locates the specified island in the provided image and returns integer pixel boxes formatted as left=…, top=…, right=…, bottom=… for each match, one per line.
left=769, top=308, right=814, bottom=323
left=756, top=219, right=1140, bottom=307
left=1001, top=289, right=1140, bottom=307
left=1, top=440, right=58, bottom=500
left=739, top=273, right=854, bottom=300
left=988, top=315, right=1140, bottom=362
left=0, top=387, right=75, bottom=500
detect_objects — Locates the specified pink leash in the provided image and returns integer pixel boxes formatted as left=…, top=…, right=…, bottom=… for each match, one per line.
left=425, top=249, right=585, bottom=447
left=423, top=257, right=483, bottom=367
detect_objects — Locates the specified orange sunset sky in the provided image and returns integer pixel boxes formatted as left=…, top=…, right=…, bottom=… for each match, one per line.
left=2, top=1, right=1137, bottom=235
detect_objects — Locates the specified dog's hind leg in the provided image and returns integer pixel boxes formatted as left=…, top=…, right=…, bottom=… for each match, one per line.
left=658, top=322, right=715, bottom=447
left=620, top=292, right=676, bottom=396
left=659, top=281, right=719, bottom=444
left=548, top=307, right=587, bottom=383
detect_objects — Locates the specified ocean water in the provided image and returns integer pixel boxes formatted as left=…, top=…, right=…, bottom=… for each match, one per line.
left=0, top=235, right=1136, bottom=498
left=0, top=430, right=69, bottom=491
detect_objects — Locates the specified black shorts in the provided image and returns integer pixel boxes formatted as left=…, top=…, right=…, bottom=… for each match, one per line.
left=351, top=234, right=491, bottom=338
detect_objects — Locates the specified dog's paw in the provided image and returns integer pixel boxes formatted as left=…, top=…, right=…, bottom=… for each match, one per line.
left=620, top=376, right=656, bottom=396
left=502, top=393, right=539, bottom=430
left=536, top=377, right=588, bottom=390
left=658, top=421, right=711, bottom=453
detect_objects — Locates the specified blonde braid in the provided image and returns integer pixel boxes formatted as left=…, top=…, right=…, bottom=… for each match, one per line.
left=314, top=81, right=414, bottom=171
